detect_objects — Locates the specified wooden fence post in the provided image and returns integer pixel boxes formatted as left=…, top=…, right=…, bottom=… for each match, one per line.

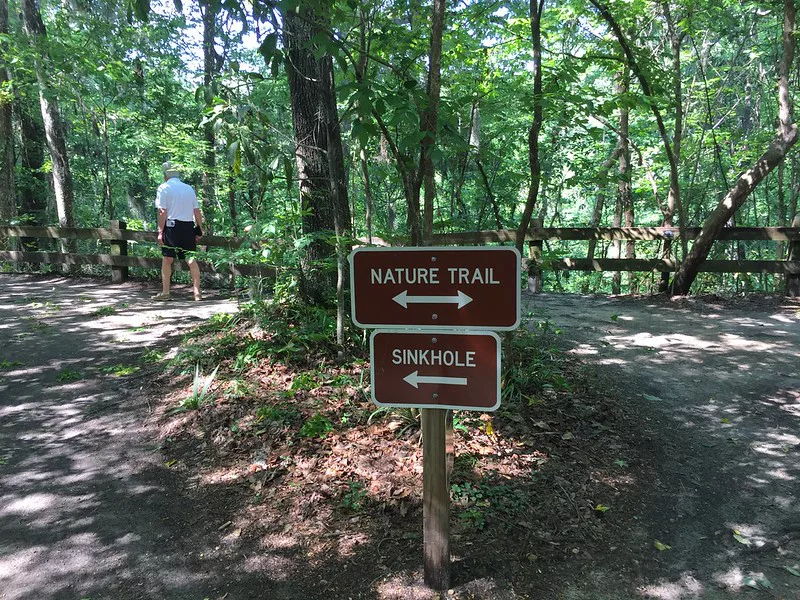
left=110, top=220, right=128, bottom=283
left=527, top=218, right=543, bottom=293
left=787, top=214, right=800, bottom=297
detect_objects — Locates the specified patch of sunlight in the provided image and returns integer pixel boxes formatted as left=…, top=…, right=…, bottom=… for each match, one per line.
left=377, top=573, right=435, bottom=600
left=242, top=553, right=295, bottom=579
left=0, top=493, right=57, bottom=516
left=595, top=358, right=628, bottom=366
left=718, top=333, right=777, bottom=352
left=638, top=573, right=703, bottom=598
left=259, top=534, right=299, bottom=550
left=570, top=344, right=598, bottom=355
left=712, top=566, right=772, bottom=592
left=338, top=531, right=370, bottom=557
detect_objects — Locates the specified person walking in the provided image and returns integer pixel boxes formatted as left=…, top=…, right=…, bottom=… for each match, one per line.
left=153, top=161, right=204, bottom=301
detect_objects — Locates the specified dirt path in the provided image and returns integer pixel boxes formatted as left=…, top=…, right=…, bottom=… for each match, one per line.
left=525, top=293, right=800, bottom=599
left=2, top=275, right=799, bottom=600
left=0, top=275, right=259, bottom=600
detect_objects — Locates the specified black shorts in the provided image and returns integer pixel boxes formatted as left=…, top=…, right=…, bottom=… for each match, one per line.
left=162, top=220, right=196, bottom=260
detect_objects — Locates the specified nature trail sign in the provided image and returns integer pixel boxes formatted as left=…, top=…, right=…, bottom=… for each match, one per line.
left=349, top=246, right=521, bottom=330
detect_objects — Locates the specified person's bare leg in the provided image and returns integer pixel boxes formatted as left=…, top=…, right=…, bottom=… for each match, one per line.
left=161, top=257, right=173, bottom=295
left=188, top=259, right=201, bottom=300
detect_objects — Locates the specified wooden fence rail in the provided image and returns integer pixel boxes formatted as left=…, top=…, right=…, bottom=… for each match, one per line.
left=2, top=222, right=799, bottom=291
left=0, top=222, right=274, bottom=282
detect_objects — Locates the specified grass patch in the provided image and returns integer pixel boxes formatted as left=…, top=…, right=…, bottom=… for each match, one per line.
left=56, top=369, right=82, bottom=382
left=100, top=364, right=141, bottom=377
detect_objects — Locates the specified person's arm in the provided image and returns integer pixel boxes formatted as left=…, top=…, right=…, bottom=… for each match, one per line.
left=193, top=208, right=203, bottom=240
left=157, top=208, right=167, bottom=245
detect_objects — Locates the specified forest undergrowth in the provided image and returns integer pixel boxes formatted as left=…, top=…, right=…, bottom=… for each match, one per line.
left=143, top=296, right=648, bottom=595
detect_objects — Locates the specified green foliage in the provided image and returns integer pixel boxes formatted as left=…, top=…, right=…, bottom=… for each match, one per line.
left=502, top=325, right=568, bottom=405
left=0, top=360, right=23, bottom=369
left=299, top=413, right=334, bottom=439
left=255, top=403, right=300, bottom=426
left=451, top=481, right=528, bottom=531
left=173, top=363, right=219, bottom=412
left=56, top=369, right=82, bottom=382
left=340, top=480, right=368, bottom=512
left=140, top=349, right=164, bottom=363
left=100, top=363, right=141, bottom=376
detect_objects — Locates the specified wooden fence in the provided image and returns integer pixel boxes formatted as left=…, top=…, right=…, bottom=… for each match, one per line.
left=1, top=221, right=799, bottom=290
left=0, top=221, right=275, bottom=282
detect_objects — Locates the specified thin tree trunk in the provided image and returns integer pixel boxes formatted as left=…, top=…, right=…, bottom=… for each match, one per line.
left=418, top=0, right=445, bottom=244
left=15, top=99, right=47, bottom=241
left=672, top=0, right=798, bottom=295
left=475, top=158, right=502, bottom=229
left=360, top=148, right=374, bottom=243
left=102, top=105, right=113, bottom=220
left=21, top=0, right=75, bottom=252
left=587, top=147, right=621, bottom=261
left=515, top=0, right=545, bottom=255
left=0, top=0, right=15, bottom=228
left=201, top=0, right=217, bottom=234
left=618, top=67, right=635, bottom=292
left=591, top=0, right=681, bottom=283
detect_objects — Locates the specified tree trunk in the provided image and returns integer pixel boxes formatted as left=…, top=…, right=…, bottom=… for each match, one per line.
left=283, top=6, right=351, bottom=306
left=126, top=157, right=149, bottom=222
left=201, top=0, right=217, bottom=234
left=0, top=0, right=15, bottom=228
left=515, top=0, right=545, bottom=255
left=15, top=100, right=47, bottom=242
left=418, top=0, right=445, bottom=244
left=591, top=0, right=681, bottom=291
left=660, top=1, right=685, bottom=290
left=672, top=0, right=798, bottom=295
left=360, top=148, right=374, bottom=243
left=21, top=0, right=75, bottom=251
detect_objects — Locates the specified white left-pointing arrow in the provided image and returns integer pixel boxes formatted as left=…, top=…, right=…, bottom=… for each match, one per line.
left=403, top=371, right=468, bottom=389
left=392, top=290, right=473, bottom=309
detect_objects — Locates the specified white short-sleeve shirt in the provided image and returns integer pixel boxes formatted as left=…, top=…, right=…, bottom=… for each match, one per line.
left=155, top=177, right=199, bottom=222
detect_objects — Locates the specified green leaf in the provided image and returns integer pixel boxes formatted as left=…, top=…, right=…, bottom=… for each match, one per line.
left=643, top=394, right=663, bottom=402
left=732, top=529, right=751, bottom=546
left=653, top=540, right=671, bottom=551
left=783, top=566, right=800, bottom=577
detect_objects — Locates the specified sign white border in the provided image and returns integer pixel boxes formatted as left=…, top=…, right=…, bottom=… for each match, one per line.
left=369, top=329, right=502, bottom=412
left=349, top=246, right=521, bottom=331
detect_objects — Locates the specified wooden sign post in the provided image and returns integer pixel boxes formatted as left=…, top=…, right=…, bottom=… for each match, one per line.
left=349, top=246, right=521, bottom=591
left=422, top=408, right=449, bottom=589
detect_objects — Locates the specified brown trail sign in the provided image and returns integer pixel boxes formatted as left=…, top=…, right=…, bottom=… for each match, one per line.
left=348, top=245, right=521, bottom=591
left=349, top=246, right=521, bottom=330
left=370, top=331, right=501, bottom=411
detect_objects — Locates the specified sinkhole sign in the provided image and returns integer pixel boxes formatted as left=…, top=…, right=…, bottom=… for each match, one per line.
left=369, top=330, right=501, bottom=411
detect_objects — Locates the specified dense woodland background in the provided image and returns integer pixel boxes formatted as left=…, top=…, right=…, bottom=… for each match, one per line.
left=1, top=0, right=799, bottom=299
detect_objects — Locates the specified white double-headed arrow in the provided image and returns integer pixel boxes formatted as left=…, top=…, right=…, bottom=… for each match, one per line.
left=403, top=371, right=468, bottom=389
left=392, top=290, right=473, bottom=309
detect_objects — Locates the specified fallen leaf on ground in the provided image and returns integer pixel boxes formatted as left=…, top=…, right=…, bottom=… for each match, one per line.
left=654, top=540, right=671, bottom=551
